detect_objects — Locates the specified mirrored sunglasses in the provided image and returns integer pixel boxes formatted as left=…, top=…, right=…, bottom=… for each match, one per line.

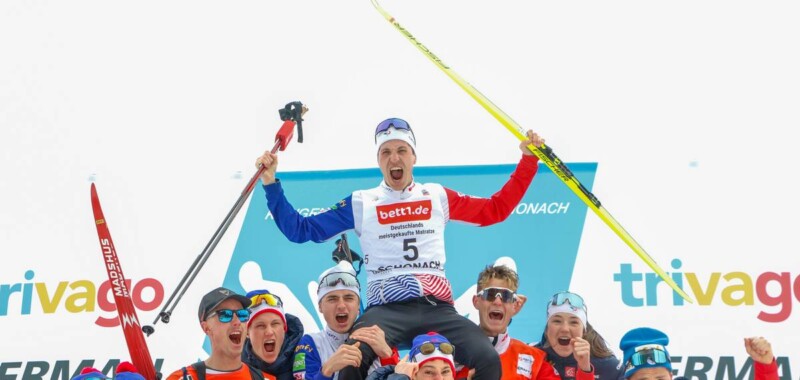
left=207, top=308, right=251, bottom=323
left=249, top=292, right=284, bottom=308
left=415, top=341, right=455, bottom=357
left=318, top=272, right=360, bottom=292
left=550, top=291, right=586, bottom=309
left=374, top=118, right=415, bottom=143
left=477, top=287, right=516, bottom=303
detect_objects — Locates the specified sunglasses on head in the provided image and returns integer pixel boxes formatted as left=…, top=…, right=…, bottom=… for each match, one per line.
left=414, top=341, right=455, bottom=358
left=374, top=118, right=415, bottom=143
left=627, top=345, right=670, bottom=367
left=207, top=308, right=251, bottom=323
left=550, top=291, right=586, bottom=309
left=477, top=287, right=517, bottom=303
left=248, top=292, right=284, bottom=308
left=318, top=272, right=360, bottom=292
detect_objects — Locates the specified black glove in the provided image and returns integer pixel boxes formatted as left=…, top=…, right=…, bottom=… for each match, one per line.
left=332, top=238, right=363, bottom=264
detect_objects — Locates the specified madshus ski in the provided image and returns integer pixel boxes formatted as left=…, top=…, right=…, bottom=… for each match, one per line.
left=91, top=183, right=160, bottom=380
left=370, top=0, right=692, bottom=303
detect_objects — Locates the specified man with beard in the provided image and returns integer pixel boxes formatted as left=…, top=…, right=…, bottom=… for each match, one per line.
left=243, top=290, right=304, bottom=380
left=166, top=287, right=274, bottom=380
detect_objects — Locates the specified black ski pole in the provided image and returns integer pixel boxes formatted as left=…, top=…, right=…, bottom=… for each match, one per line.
left=143, top=101, right=307, bottom=336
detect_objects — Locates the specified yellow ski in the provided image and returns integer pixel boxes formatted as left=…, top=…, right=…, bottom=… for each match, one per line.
left=371, top=0, right=692, bottom=303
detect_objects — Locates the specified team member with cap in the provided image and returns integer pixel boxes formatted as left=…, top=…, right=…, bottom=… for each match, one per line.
left=471, top=258, right=594, bottom=380
left=166, top=287, right=274, bottom=380
left=366, top=332, right=458, bottom=380
left=619, top=327, right=778, bottom=380
left=534, top=291, right=623, bottom=380
left=256, top=117, right=544, bottom=380
left=243, top=289, right=304, bottom=380
left=293, top=260, right=398, bottom=380
left=619, top=327, right=677, bottom=380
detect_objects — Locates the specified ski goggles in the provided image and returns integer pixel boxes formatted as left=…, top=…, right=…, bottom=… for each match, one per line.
left=412, top=341, right=455, bottom=358
left=626, top=344, right=670, bottom=367
left=318, top=271, right=360, bottom=292
left=374, top=118, right=416, bottom=143
left=476, top=287, right=517, bottom=303
left=207, top=308, right=251, bottom=323
left=249, top=292, right=284, bottom=308
left=549, top=291, right=586, bottom=310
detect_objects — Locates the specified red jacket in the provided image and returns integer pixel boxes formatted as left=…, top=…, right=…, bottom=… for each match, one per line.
left=456, top=334, right=595, bottom=380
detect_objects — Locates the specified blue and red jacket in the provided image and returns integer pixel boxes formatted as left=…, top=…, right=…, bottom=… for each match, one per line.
left=264, top=155, right=538, bottom=307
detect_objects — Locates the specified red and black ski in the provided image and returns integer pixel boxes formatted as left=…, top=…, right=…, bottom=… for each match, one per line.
left=90, top=183, right=158, bottom=380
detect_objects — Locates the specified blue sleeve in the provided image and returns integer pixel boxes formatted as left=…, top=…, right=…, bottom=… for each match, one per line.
left=591, top=356, right=625, bottom=380
left=264, top=180, right=355, bottom=243
left=294, top=335, right=332, bottom=380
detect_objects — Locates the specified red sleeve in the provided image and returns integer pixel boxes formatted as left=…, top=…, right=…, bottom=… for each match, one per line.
left=446, top=155, right=538, bottom=226
left=379, top=347, right=400, bottom=366
left=536, top=361, right=563, bottom=380
left=574, top=364, right=595, bottom=380
left=454, top=366, right=472, bottom=380
left=754, top=359, right=779, bottom=380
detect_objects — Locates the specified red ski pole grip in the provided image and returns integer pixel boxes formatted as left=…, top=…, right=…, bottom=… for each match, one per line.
left=274, top=120, right=296, bottom=151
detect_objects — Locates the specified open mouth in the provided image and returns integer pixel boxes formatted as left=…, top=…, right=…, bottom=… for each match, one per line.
left=335, top=313, right=348, bottom=324
left=229, top=331, right=242, bottom=344
left=557, top=337, right=571, bottom=346
left=390, top=168, right=403, bottom=180
left=489, top=311, right=504, bottom=321
left=264, top=339, right=276, bottom=353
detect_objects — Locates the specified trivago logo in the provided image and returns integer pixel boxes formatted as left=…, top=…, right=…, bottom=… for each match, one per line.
left=376, top=200, right=432, bottom=224
left=614, top=258, right=799, bottom=322
left=0, top=269, right=164, bottom=327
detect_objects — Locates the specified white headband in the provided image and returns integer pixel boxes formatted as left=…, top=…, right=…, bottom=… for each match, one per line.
left=248, top=301, right=287, bottom=331
left=317, top=282, right=360, bottom=303
left=317, top=261, right=360, bottom=303
left=413, top=350, right=455, bottom=376
left=547, top=302, right=588, bottom=327
left=375, top=127, right=416, bottom=152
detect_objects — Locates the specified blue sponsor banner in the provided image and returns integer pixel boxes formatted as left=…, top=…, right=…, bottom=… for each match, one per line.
left=218, top=162, right=596, bottom=347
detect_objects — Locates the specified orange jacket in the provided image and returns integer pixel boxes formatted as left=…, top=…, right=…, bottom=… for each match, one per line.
left=455, top=335, right=595, bottom=380
left=165, top=363, right=276, bottom=380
